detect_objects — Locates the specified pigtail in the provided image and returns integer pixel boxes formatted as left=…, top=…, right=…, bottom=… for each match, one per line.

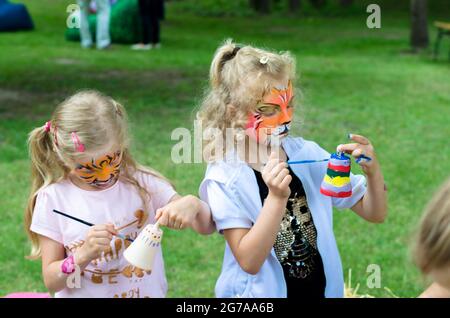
left=25, top=123, right=66, bottom=259
left=209, top=39, right=241, bottom=89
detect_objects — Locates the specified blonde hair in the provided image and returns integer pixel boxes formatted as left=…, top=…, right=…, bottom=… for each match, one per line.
left=25, top=90, right=171, bottom=259
left=196, top=39, right=297, bottom=161
left=414, top=177, right=450, bottom=274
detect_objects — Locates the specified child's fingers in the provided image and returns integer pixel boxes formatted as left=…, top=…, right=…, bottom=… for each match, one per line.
left=349, top=134, right=370, bottom=145
left=94, top=237, right=112, bottom=246
left=105, top=223, right=117, bottom=235
left=263, top=156, right=279, bottom=173
left=155, top=208, right=163, bottom=221
left=336, top=143, right=359, bottom=154
left=168, top=213, right=178, bottom=228
left=157, top=212, right=169, bottom=227
left=92, top=224, right=110, bottom=232
left=351, top=148, right=363, bottom=158
left=269, top=162, right=287, bottom=179
left=273, top=168, right=290, bottom=185
left=179, top=222, right=187, bottom=230
left=173, top=218, right=182, bottom=230
left=279, top=174, right=292, bottom=189
left=92, top=230, right=113, bottom=240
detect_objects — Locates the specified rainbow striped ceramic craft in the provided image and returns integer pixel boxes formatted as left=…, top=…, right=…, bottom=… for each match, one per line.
left=320, top=152, right=352, bottom=198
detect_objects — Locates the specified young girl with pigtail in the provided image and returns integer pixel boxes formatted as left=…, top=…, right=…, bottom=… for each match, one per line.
left=197, top=40, right=388, bottom=298
left=25, top=90, right=214, bottom=298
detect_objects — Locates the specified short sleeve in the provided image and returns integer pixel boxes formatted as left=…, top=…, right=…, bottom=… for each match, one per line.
left=200, top=180, right=253, bottom=233
left=30, top=190, right=63, bottom=244
left=145, top=175, right=178, bottom=211
left=332, top=173, right=367, bottom=210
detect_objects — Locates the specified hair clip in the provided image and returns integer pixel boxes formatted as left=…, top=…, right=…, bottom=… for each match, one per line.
left=259, top=56, right=269, bottom=65
left=71, top=132, right=85, bottom=153
left=44, top=121, right=52, bottom=132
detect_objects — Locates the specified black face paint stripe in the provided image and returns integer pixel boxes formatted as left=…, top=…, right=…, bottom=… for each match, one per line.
left=80, top=175, right=95, bottom=180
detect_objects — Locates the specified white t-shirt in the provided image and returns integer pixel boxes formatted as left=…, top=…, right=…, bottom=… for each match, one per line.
left=30, top=170, right=177, bottom=298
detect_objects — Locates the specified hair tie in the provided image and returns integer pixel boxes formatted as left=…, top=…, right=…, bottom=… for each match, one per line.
left=44, top=121, right=51, bottom=132
left=259, top=56, right=269, bottom=65
left=220, top=46, right=242, bottom=70
left=71, top=132, right=85, bottom=153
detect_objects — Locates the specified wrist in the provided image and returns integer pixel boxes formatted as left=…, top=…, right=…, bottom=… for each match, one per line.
left=267, top=191, right=289, bottom=204
left=186, top=195, right=201, bottom=215
left=74, top=248, right=91, bottom=269
left=366, top=165, right=383, bottom=180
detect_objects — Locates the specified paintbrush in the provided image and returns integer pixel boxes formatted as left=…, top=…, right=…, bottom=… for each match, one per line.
left=288, top=155, right=372, bottom=165
left=52, top=209, right=134, bottom=242
left=287, top=158, right=329, bottom=165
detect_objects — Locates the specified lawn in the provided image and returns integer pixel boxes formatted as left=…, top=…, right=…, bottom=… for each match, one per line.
left=0, top=0, right=449, bottom=297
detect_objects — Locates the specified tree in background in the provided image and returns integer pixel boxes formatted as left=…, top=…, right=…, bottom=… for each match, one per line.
left=309, top=0, right=326, bottom=9
left=410, top=0, right=429, bottom=51
left=289, top=0, right=301, bottom=12
left=246, top=0, right=365, bottom=15
left=249, top=0, right=271, bottom=14
left=339, top=0, right=353, bottom=7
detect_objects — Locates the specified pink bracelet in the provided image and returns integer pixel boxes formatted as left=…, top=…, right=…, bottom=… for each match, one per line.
left=61, top=255, right=76, bottom=274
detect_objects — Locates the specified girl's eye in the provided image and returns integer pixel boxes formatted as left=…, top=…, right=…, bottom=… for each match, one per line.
left=76, top=165, right=92, bottom=173
left=256, top=105, right=278, bottom=116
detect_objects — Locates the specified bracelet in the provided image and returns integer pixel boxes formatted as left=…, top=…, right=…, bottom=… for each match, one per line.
left=61, top=255, right=76, bottom=274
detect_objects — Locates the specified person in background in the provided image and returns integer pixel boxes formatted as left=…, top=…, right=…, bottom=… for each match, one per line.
left=414, top=178, right=450, bottom=298
left=131, top=0, right=164, bottom=50
left=78, top=0, right=111, bottom=50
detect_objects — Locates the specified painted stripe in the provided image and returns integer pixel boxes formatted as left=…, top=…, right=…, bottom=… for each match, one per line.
left=320, top=188, right=352, bottom=198
left=323, top=175, right=351, bottom=187
left=320, top=179, right=352, bottom=193
left=326, top=169, right=349, bottom=178
left=329, top=158, right=351, bottom=167
left=327, top=163, right=351, bottom=172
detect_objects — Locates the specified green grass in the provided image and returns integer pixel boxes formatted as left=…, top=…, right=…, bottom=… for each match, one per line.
left=1, top=0, right=449, bottom=297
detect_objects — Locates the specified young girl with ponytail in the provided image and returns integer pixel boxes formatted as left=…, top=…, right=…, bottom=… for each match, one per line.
left=26, top=90, right=214, bottom=298
left=198, top=40, right=388, bottom=298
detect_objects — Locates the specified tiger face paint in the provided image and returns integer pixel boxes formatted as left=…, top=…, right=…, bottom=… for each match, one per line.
left=245, top=81, right=294, bottom=146
left=73, top=150, right=123, bottom=189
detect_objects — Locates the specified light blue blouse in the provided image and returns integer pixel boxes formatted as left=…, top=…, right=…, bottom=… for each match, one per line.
left=199, top=137, right=367, bottom=298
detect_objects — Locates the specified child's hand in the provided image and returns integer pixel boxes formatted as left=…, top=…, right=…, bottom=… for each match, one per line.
left=77, top=224, right=116, bottom=262
left=155, top=195, right=201, bottom=230
left=337, top=134, right=380, bottom=177
left=262, top=152, right=292, bottom=199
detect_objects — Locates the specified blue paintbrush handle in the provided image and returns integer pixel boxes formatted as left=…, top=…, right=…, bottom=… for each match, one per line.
left=356, top=154, right=372, bottom=164
left=287, top=158, right=329, bottom=165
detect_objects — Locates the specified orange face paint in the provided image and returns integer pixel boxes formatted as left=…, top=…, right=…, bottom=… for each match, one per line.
left=245, top=81, right=294, bottom=145
left=73, top=150, right=122, bottom=188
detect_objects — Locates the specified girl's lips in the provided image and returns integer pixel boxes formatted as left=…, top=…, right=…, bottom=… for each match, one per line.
left=272, top=124, right=290, bottom=136
left=93, top=176, right=117, bottom=188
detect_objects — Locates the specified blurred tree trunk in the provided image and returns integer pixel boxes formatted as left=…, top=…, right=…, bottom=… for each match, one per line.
left=249, top=0, right=271, bottom=14
left=339, top=0, right=353, bottom=7
left=309, top=0, right=326, bottom=9
left=410, top=0, right=429, bottom=50
left=289, top=0, right=301, bottom=12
